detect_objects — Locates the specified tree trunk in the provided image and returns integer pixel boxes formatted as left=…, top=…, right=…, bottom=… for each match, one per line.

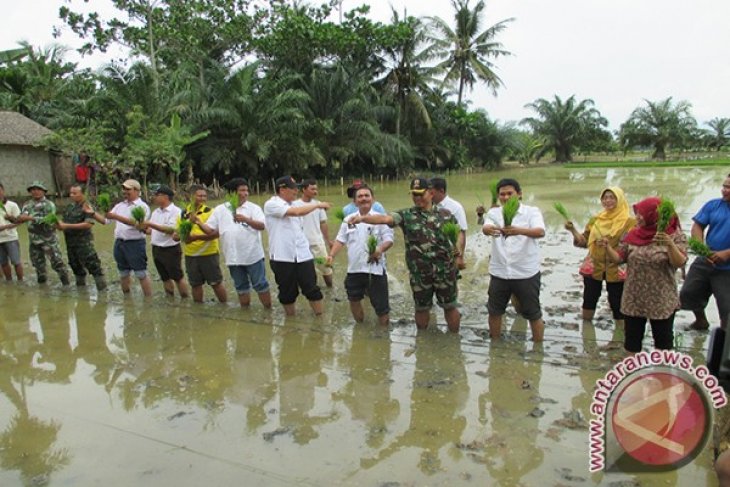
left=652, top=144, right=666, bottom=160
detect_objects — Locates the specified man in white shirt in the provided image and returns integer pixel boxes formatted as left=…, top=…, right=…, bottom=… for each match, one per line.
left=142, top=185, right=188, bottom=298
left=295, top=178, right=333, bottom=287
left=92, top=178, right=153, bottom=297
left=0, top=182, right=23, bottom=281
left=482, top=178, right=545, bottom=341
left=197, top=178, right=272, bottom=309
left=343, top=179, right=386, bottom=217
left=264, top=176, right=331, bottom=316
left=430, top=177, right=468, bottom=270
left=327, top=185, right=394, bottom=326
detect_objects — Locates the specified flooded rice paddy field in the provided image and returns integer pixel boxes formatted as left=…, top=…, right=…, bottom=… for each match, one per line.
left=0, top=166, right=724, bottom=486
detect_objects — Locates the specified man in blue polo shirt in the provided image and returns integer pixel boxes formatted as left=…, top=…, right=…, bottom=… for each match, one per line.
left=680, top=173, right=730, bottom=330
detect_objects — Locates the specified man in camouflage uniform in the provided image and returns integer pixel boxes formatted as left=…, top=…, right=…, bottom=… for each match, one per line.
left=15, top=181, right=70, bottom=285
left=350, top=177, right=461, bottom=332
left=57, top=184, right=106, bottom=290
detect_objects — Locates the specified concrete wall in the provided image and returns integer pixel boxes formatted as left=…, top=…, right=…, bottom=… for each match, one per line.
left=0, top=145, right=57, bottom=197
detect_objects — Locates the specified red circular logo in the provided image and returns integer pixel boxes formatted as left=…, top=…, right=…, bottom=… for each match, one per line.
left=611, top=371, right=710, bottom=466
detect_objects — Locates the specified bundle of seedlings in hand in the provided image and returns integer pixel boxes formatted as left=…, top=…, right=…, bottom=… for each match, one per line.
left=41, top=212, right=59, bottom=225
left=442, top=222, right=460, bottom=245
left=687, top=237, right=712, bottom=258
left=502, top=196, right=520, bottom=227
left=334, top=208, right=345, bottom=222
left=131, top=206, right=146, bottom=224
left=489, top=180, right=499, bottom=206
left=0, top=200, right=5, bottom=212
left=314, top=256, right=328, bottom=266
left=656, top=198, right=676, bottom=233
left=366, top=234, right=379, bottom=262
left=96, top=193, right=111, bottom=213
left=225, top=192, right=239, bottom=217
left=177, top=219, right=194, bottom=242
left=553, top=202, right=570, bottom=221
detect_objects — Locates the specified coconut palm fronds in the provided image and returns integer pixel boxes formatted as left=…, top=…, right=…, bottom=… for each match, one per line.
left=96, top=193, right=111, bottom=213
left=502, top=196, right=520, bottom=227
left=688, top=237, right=712, bottom=258
left=131, top=206, right=146, bottom=224
left=553, top=202, right=570, bottom=221
left=442, top=221, right=460, bottom=245
left=656, top=198, right=676, bottom=232
left=177, top=219, right=194, bottom=242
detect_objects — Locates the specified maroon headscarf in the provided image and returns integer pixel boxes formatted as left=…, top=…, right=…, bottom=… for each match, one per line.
left=622, top=197, right=680, bottom=246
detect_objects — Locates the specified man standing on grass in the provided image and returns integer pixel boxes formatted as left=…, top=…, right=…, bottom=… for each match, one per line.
left=482, top=178, right=545, bottom=342
left=196, top=178, right=272, bottom=309
left=57, top=183, right=106, bottom=290
left=143, top=185, right=189, bottom=298
left=15, top=181, right=70, bottom=285
left=91, top=178, right=152, bottom=297
left=183, top=185, right=227, bottom=304
left=0, top=182, right=23, bottom=281
left=327, top=185, right=394, bottom=326
left=295, top=178, right=334, bottom=288
left=680, top=172, right=730, bottom=331
left=350, top=177, right=461, bottom=333
left=264, top=176, right=331, bottom=316
left=430, top=177, right=468, bottom=270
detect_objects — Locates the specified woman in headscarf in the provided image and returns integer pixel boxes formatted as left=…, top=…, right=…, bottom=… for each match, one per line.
left=565, top=187, right=635, bottom=322
left=604, top=197, right=687, bottom=353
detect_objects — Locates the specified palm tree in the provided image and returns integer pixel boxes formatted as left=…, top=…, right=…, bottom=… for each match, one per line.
left=619, top=97, right=696, bottom=160
left=706, top=117, right=730, bottom=151
left=426, top=0, right=513, bottom=107
left=521, top=95, right=608, bottom=163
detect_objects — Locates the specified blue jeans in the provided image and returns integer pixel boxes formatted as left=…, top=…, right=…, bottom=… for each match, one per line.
left=229, top=259, right=269, bottom=295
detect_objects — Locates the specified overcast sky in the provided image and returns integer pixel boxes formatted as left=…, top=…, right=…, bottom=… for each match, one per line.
left=3, top=0, right=730, bottom=130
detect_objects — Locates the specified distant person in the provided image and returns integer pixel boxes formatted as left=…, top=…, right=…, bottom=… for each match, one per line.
left=264, top=176, right=331, bottom=316
left=57, top=184, right=106, bottom=290
left=196, top=178, right=272, bottom=309
left=430, top=177, right=468, bottom=270
left=295, top=178, right=334, bottom=287
left=15, top=181, right=70, bottom=285
left=143, top=185, right=189, bottom=298
left=0, top=182, right=23, bottom=281
left=680, top=173, right=730, bottom=331
left=482, top=178, right=546, bottom=341
left=604, top=197, right=687, bottom=353
left=343, top=179, right=385, bottom=217
left=327, top=185, right=394, bottom=326
left=74, top=152, right=96, bottom=196
left=91, top=178, right=152, bottom=297
left=350, top=177, right=461, bottom=333
left=183, top=185, right=228, bottom=304
left=564, top=187, right=635, bottom=322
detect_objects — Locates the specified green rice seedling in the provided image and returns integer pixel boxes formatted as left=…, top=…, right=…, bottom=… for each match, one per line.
left=656, top=198, right=676, bottom=233
left=442, top=221, right=460, bottom=245
left=502, top=196, right=520, bottom=227
left=314, top=256, right=327, bottom=266
left=367, top=234, right=378, bottom=254
left=553, top=202, right=570, bottom=221
left=131, top=206, right=146, bottom=224
left=0, top=201, right=5, bottom=212
left=334, top=208, right=345, bottom=222
left=225, top=192, right=239, bottom=217
left=489, top=180, right=499, bottom=206
left=687, top=237, right=712, bottom=258
left=177, top=219, right=194, bottom=242
left=41, top=212, right=59, bottom=225
left=96, top=193, right=111, bottom=213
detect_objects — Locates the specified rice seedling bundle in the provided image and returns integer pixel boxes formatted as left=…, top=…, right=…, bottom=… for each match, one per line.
left=131, top=206, right=146, bottom=224
left=687, top=237, right=712, bottom=258
left=314, top=256, right=327, bottom=265
left=225, top=192, right=239, bottom=217
left=553, top=202, right=570, bottom=221
left=96, top=193, right=111, bottom=213
left=502, top=196, right=520, bottom=227
left=442, top=222, right=460, bottom=245
left=334, top=208, right=345, bottom=222
left=656, top=198, right=676, bottom=233
left=177, top=219, right=194, bottom=242
left=366, top=234, right=378, bottom=255
left=41, top=212, right=59, bottom=225
left=489, top=180, right=499, bottom=206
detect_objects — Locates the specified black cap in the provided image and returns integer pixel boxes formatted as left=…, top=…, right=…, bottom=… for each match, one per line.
left=275, top=175, right=298, bottom=190
left=409, top=177, right=431, bottom=194
left=154, top=185, right=174, bottom=198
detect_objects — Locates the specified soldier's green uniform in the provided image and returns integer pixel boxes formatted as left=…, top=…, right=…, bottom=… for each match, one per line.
left=62, top=200, right=104, bottom=286
left=391, top=206, right=458, bottom=310
left=21, top=196, right=69, bottom=284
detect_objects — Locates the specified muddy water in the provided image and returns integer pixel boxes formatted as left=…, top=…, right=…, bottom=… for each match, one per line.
left=0, top=166, right=724, bottom=486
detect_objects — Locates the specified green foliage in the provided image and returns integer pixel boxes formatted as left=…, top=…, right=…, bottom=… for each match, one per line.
left=334, top=208, right=345, bottom=222
left=177, top=219, right=194, bottom=243
left=41, top=212, right=59, bottom=225
left=619, top=97, right=696, bottom=160
left=442, top=221, right=460, bottom=245
left=225, top=192, right=239, bottom=216
left=96, top=193, right=111, bottom=213
left=488, top=180, right=498, bottom=205
left=502, top=196, right=519, bottom=226
left=553, top=202, right=570, bottom=221
left=131, top=206, right=146, bottom=224
left=705, top=117, right=730, bottom=151
left=656, top=198, right=676, bottom=233
left=687, top=237, right=712, bottom=258
left=313, top=256, right=327, bottom=266
left=367, top=234, right=378, bottom=255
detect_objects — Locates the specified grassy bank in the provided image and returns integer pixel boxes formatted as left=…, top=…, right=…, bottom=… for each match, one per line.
left=564, top=158, right=730, bottom=168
